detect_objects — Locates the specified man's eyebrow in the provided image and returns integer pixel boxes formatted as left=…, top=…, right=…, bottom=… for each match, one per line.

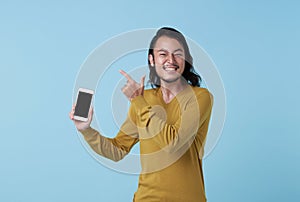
left=156, top=48, right=184, bottom=52
left=156, top=48, right=168, bottom=52
left=173, top=48, right=184, bottom=53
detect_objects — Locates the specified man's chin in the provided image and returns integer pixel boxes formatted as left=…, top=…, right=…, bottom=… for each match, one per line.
left=160, top=77, right=181, bottom=84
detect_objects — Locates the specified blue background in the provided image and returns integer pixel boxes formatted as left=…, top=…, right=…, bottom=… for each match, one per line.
left=1, top=0, right=299, bottom=201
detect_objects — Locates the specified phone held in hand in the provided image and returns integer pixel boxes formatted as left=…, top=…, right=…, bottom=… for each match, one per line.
left=74, top=88, right=94, bottom=122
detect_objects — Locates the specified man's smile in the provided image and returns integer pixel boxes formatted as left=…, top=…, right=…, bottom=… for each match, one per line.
left=162, top=64, right=179, bottom=72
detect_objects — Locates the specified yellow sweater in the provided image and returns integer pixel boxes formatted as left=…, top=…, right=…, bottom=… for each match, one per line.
left=80, top=86, right=213, bottom=202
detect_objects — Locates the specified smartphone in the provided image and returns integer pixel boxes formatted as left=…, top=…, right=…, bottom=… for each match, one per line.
left=74, top=88, right=94, bottom=122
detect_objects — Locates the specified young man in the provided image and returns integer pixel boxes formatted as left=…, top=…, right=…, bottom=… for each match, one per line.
left=70, top=27, right=213, bottom=202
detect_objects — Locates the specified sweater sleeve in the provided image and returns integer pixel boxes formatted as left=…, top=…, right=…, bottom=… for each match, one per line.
left=131, top=88, right=213, bottom=153
left=79, top=105, right=139, bottom=162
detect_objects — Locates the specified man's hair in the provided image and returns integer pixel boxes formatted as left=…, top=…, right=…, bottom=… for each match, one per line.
left=148, top=27, right=202, bottom=88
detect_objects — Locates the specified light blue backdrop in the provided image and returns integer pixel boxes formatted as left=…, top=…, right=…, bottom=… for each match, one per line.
left=0, top=0, right=299, bottom=201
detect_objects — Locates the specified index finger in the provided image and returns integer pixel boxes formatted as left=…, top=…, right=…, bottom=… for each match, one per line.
left=119, top=69, right=133, bottom=81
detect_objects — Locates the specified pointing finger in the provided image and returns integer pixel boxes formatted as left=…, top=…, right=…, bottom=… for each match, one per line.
left=119, top=69, right=133, bottom=81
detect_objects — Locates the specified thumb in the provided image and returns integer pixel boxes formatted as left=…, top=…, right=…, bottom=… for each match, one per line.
left=140, top=75, right=146, bottom=88
left=88, top=106, right=93, bottom=122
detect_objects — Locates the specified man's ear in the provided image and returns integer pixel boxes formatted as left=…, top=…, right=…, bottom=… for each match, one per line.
left=148, top=54, right=154, bottom=67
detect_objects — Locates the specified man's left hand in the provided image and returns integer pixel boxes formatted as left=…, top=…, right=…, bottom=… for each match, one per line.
left=119, top=69, right=145, bottom=101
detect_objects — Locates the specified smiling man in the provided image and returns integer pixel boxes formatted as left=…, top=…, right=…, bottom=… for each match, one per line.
left=70, top=27, right=213, bottom=202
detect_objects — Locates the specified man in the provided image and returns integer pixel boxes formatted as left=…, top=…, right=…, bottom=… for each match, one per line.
left=70, top=27, right=213, bottom=201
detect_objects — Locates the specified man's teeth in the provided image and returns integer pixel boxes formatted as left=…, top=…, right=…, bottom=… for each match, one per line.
left=164, top=67, right=178, bottom=71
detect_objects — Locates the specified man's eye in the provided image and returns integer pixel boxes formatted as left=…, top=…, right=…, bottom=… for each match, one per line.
left=159, top=53, right=166, bottom=56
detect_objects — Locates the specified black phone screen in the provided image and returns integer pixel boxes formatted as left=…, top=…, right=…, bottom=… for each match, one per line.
left=74, top=91, right=93, bottom=118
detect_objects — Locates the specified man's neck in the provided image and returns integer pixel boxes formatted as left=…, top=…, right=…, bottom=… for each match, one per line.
left=160, top=79, right=188, bottom=103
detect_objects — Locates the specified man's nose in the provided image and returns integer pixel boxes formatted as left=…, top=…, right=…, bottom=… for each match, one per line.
left=166, top=53, right=175, bottom=64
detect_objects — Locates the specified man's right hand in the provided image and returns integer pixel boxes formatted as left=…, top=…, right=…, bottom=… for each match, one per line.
left=69, top=105, right=93, bottom=131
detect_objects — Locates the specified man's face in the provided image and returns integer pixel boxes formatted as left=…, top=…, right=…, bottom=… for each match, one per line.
left=149, top=36, right=185, bottom=84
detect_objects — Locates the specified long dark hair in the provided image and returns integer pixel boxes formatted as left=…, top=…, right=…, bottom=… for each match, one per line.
left=148, top=27, right=202, bottom=88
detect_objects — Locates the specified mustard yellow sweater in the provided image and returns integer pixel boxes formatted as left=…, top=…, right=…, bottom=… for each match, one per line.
left=80, top=86, right=213, bottom=202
